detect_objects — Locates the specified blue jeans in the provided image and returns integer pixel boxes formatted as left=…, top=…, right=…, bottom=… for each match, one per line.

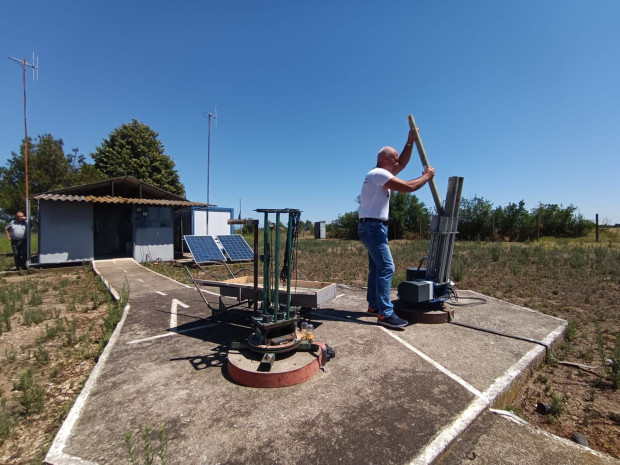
left=11, top=239, right=27, bottom=270
left=358, top=222, right=394, bottom=317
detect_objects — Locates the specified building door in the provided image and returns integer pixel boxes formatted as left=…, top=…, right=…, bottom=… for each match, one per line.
left=93, top=205, right=134, bottom=259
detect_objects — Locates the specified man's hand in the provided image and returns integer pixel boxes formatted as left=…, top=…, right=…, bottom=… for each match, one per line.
left=407, top=127, right=419, bottom=146
left=423, top=166, right=436, bottom=179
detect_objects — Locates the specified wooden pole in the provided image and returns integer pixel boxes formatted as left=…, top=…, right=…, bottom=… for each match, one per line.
left=408, top=114, right=444, bottom=216
left=596, top=214, right=599, bottom=243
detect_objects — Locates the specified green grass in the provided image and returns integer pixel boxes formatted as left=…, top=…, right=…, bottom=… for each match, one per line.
left=0, top=234, right=38, bottom=270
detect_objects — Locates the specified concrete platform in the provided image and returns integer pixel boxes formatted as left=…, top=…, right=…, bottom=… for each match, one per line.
left=43, top=259, right=618, bottom=465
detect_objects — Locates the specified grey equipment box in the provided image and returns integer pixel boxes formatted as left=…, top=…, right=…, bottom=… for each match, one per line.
left=397, top=280, right=433, bottom=304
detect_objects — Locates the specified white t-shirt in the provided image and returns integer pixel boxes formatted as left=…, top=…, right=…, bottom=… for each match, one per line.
left=5, top=220, right=27, bottom=240
left=359, top=167, right=393, bottom=221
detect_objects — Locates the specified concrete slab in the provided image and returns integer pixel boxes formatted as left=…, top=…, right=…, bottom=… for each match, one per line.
left=42, top=259, right=614, bottom=465
left=436, top=410, right=620, bottom=465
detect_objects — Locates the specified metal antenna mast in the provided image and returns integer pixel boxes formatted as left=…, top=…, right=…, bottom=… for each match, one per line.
left=203, top=108, right=217, bottom=234
left=8, top=52, right=39, bottom=269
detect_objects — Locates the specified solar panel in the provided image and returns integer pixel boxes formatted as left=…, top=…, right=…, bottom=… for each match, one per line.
left=184, top=235, right=226, bottom=263
left=217, top=235, right=254, bottom=261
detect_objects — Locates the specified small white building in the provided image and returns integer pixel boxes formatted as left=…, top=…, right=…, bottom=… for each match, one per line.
left=34, top=176, right=233, bottom=265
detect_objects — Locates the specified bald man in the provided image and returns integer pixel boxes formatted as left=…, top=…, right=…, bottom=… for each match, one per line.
left=5, top=211, right=28, bottom=270
left=358, top=127, right=435, bottom=329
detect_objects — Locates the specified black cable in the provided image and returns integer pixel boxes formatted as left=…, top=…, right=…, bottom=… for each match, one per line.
left=448, top=289, right=551, bottom=353
left=280, top=211, right=301, bottom=283
left=450, top=320, right=552, bottom=355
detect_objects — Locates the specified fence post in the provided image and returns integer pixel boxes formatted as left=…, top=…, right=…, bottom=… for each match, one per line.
left=596, top=214, right=599, bottom=243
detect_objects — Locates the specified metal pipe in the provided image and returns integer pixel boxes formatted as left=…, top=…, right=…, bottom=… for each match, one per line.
left=252, top=220, right=259, bottom=311
left=263, top=212, right=269, bottom=311
left=274, top=212, right=280, bottom=320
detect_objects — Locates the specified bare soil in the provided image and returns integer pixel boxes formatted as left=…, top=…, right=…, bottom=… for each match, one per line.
left=0, top=268, right=110, bottom=465
left=455, top=250, right=620, bottom=458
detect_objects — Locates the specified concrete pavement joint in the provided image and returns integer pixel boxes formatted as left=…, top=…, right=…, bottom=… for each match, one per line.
left=411, top=394, right=490, bottom=465
left=411, top=333, right=561, bottom=465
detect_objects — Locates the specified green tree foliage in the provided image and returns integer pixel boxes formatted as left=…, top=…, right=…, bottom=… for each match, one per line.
left=457, top=197, right=593, bottom=241
left=458, top=196, right=495, bottom=241
left=388, top=192, right=431, bottom=240
left=328, top=193, right=431, bottom=240
left=328, top=193, right=594, bottom=242
left=329, top=211, right=359, bottom=239
left=91, top=120, right=185, bottom=197
left=494, top=200, right=535, bottom=241
left=0, top=135, right=105, bottom=218
left=532, top=203, right=592, bottom=237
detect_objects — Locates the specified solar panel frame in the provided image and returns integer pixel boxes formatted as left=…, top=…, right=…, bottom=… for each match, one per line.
left=217, top=235, right=254, bottom=262
left=184, top=235, right=226, bottom=263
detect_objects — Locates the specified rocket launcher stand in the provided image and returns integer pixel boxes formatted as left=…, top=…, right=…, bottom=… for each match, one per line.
left=395, top=116, right=464, bottom=323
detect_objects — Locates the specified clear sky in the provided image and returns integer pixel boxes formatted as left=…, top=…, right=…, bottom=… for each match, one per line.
left=2, top=1, right=619, bottom=225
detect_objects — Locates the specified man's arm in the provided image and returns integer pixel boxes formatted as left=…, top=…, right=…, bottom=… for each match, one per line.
left=393, top=128, right=418, bottom=175
left=5, top=226, right=12, bottom=241
left=384, top=167, right=435, bottom=193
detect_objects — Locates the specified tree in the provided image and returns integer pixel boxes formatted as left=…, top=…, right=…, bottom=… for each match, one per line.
left=459, top=196, right=494, bottom=241
left=0, top=135, right=105, bottom=219
left=91, top=120, right=185, bottom=197
left=328, top=211, right=359, bottom=239
left=389, top=192, right=431, bottom=240
left=531, top=203, right=592, bottom=238
left=494, top=200, right=534, bottom=241
left=328, top=193, right=430, bottom=241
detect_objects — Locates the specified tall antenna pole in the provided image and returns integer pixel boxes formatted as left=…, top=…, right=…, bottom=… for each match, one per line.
left=9, top=53, right=38, bottom=269
left=204, top=109, right=217, bottom=235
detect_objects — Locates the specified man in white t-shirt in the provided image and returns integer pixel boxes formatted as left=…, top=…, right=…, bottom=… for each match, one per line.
left=358, top=127, right=435, bottom=329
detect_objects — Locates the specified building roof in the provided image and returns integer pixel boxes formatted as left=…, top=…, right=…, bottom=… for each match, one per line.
left=34, top=194, right=208, bottom=208
left=33, top=176, right=210, bottom=208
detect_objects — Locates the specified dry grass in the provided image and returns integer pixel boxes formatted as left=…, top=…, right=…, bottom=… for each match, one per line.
left=0, top=264, right=122, bottom=464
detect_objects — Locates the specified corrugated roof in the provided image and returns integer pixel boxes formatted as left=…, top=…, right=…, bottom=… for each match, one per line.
left=34, top=193, right=208, bottom=207
left=38, top=176, right=193, bottom=202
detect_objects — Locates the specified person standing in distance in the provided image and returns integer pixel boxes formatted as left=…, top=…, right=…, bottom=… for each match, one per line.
left=5, top=211, right=29, bottom=270
left=358, top=126, right=436, bottom=329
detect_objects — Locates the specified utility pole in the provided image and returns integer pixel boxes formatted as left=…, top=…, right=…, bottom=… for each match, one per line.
left=204, top=109, right=217, bottom=235
left=8, top=53, right=38, bottom=269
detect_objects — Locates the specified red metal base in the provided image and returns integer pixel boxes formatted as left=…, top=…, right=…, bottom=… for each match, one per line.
left=227, top=342, right=327, bottom=388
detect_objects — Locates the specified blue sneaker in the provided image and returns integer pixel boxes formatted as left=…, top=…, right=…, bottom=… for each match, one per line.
left=377, top=313, right=408, bottom=329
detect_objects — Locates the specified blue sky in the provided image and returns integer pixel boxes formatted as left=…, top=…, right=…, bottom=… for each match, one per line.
left=2, top=1, right=619, bottom=225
